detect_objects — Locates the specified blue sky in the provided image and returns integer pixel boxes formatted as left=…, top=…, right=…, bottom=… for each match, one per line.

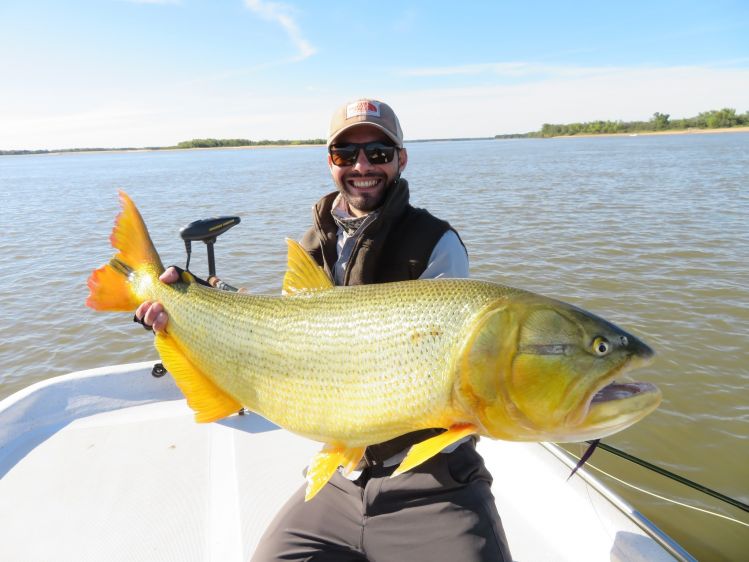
left=1, top=0, right=748, bottom=150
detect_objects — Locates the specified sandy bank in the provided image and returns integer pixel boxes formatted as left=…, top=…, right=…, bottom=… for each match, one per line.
left=552, top=126, right=749, bottom=139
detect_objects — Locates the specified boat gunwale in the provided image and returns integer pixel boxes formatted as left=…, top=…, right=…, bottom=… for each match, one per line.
left=542, top=442, right=696, bottom=562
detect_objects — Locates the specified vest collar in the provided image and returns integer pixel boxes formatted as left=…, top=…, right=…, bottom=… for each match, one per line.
left=311, top=179, right=411, bottom=284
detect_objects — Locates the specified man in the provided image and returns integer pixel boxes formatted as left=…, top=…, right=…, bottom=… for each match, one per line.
left=136, top=99, right=512, bottom=561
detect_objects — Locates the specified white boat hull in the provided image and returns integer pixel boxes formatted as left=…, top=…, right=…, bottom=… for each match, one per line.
left=0, top=363, right=692, bottom=561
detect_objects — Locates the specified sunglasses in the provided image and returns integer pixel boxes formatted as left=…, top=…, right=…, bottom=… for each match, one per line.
left=329, top=142, right=398, bottom=167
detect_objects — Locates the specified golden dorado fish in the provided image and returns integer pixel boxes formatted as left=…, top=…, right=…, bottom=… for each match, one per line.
left=87, top=191, right=661, bottom=500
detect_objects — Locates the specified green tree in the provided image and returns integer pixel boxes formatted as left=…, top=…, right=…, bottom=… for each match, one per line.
left=651, top=112, right=670, bottom=130
left=704, top=108, right=738, bottom=128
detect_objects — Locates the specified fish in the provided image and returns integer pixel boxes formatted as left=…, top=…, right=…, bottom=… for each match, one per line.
left=86, top=191, right=662, bottom=500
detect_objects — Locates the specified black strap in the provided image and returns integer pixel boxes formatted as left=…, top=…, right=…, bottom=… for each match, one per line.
left=132, top=314, right=153, bottom=331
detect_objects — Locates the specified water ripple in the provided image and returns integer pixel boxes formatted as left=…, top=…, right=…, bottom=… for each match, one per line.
left=2, top=135, right=748, bottom=558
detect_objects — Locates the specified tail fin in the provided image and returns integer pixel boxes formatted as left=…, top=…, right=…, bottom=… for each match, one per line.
left=86, top=191, right=164, bottom=311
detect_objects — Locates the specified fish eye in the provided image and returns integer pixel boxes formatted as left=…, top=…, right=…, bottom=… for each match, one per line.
left=592, top=337, right=611, bottom=356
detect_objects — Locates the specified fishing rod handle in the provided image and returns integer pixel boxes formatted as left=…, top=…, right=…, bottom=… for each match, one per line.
left=208, top=276, right=239, bottom=293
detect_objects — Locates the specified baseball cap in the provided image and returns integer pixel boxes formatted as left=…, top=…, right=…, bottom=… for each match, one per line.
left=327, top=99, right=404, bottom=148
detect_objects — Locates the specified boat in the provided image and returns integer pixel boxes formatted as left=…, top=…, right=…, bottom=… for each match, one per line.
left=0, top=362, right=695, bottom=561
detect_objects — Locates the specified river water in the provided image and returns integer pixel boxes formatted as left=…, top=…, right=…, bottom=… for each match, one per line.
left=1, top=133, right=747, bottom=559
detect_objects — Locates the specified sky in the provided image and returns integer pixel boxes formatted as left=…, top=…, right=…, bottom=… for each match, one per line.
left=1, top=0, right=748, bottom=150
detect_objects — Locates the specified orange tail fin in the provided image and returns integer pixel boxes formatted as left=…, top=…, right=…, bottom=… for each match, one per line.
left=86, top=191, right=164, bottom=311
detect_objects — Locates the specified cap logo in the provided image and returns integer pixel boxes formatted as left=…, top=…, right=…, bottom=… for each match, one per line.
left=346, top=100, right=380, bottom=119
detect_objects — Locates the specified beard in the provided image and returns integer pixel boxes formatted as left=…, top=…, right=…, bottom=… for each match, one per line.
left=336, top=172, right=392, bottom=215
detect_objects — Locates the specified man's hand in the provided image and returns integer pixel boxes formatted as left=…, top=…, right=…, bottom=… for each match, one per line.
left=134, top=267, right=179, bottom=333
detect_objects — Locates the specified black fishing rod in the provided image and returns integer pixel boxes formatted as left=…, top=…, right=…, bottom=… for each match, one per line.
left=577, top=440, right=749, bottom=514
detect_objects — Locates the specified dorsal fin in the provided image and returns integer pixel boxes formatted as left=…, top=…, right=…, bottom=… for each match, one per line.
left=282, top=238, right=334, bottom=295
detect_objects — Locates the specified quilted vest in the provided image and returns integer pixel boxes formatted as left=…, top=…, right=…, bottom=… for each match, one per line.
left=299, top=179, right=461, bottom=285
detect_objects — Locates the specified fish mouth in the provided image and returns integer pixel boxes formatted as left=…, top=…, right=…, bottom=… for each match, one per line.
left=574, top=378, right=662, bottom=440
left=590, top=381, right=658, bottom=404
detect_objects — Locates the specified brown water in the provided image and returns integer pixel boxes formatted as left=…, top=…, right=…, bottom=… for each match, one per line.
left=1, top=134, right=747, bottom=559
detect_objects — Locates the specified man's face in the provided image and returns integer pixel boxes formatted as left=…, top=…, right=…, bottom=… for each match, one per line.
left=328, top=126, right=408, bottom=217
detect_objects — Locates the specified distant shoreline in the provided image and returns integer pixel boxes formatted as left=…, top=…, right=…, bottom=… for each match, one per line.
left=2, top=127, right=748, bottom=156
left=0, top=143, right=327, bottom=157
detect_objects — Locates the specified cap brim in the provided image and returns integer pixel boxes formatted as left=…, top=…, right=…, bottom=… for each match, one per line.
left=327, top=123, right=403, bottom=148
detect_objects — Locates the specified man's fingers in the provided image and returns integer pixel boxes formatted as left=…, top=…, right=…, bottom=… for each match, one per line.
left=143, top=302, right=169, bottom=333
left=135, top=301, right=152, bottom=321
left=143, top=302, right=164, bottom=327
left=134, top=268, right=176, bottom=332
left=160, top=267, right=180, bottom=284
left=152, top=311, right=168, bottom=333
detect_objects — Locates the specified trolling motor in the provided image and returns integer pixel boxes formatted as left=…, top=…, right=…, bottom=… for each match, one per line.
left=180, top=216, right=240, bottom=277
left=180, top=215, right=241, bottom=291
left=151, top=214, right=241, bottom=380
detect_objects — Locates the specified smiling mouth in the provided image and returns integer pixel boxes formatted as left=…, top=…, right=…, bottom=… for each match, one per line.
left=349, top=178, right=381, bottom=189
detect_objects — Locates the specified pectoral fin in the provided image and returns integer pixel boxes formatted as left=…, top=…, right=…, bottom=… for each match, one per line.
left=305, top=444, right=365, bottom=501
left=392, top=424, right=477, bottom=477
left=155, top=333, right=242, bottom=423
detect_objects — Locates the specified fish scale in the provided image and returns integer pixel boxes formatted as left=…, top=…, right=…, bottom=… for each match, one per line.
left=147, top=277, right=510, bottom=445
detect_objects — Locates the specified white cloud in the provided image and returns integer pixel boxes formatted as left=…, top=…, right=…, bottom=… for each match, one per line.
left=3, top=64, right=748, bottom=150
left=389, top=65, right=749, bottom=138
left=0, top=89, right=331, bottom=150
left=401, top=62, right=542, bottom=77
left=244, top=0, right=316, bottom=61
left=400, top=61, right=629, bottom=79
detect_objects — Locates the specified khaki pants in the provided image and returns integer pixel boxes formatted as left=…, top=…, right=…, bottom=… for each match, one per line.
left=252, top=442, right=512, bottom=561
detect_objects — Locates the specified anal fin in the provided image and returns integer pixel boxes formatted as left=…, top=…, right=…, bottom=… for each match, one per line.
left=155, top=333, right=242, bottom=423
left=392, top=424, right=477, bottom=477
left=305, top=444, right=365, bottom=501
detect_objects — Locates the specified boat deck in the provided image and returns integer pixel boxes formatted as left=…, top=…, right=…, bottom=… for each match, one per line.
left=0, top=363, right=691, bottom=561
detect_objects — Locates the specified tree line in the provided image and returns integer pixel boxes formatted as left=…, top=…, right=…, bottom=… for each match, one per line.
left=496, top=108, right=749, bottom=139
left=3, top=109, right=747, bottom=155
left=175, top=138, right=325, bottom=149
left=1, top=138, right=326, bottom=156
